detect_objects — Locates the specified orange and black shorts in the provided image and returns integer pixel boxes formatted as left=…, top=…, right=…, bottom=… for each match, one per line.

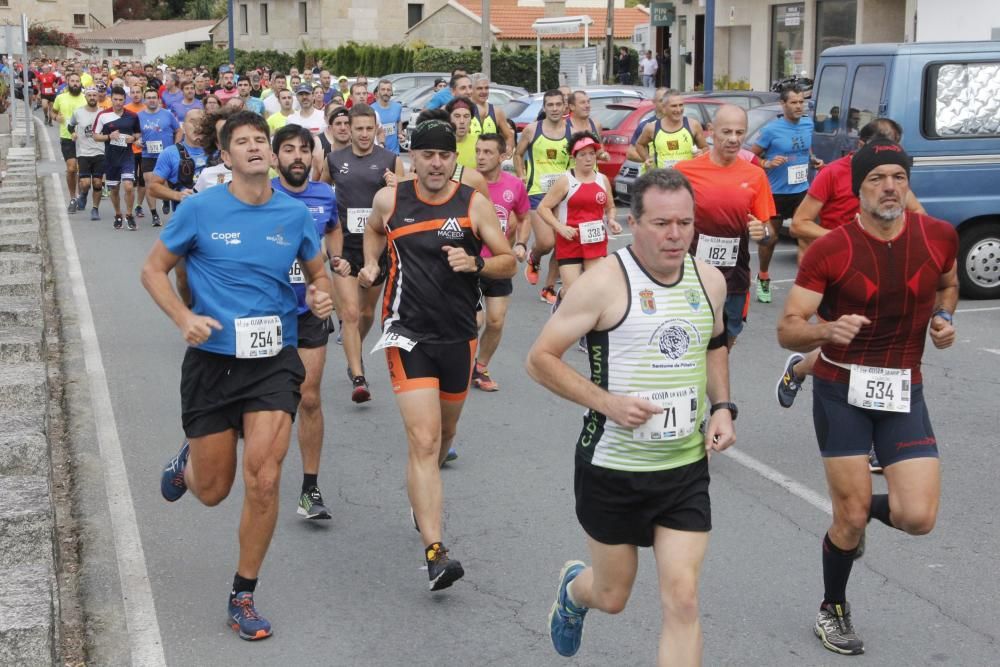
left=385, top=339, right=477, bottom=402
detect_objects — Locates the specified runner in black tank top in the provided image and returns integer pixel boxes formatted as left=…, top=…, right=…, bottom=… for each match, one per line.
left=360, top=119, right=516, bottom=593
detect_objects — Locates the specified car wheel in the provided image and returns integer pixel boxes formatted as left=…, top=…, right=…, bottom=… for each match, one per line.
left=958, top=221, right=1000, bottom=299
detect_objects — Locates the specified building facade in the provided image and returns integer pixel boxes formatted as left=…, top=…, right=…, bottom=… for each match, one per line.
left=76, top=20, right=216, bottom=60
left=1, top=0, right=113, bottom=34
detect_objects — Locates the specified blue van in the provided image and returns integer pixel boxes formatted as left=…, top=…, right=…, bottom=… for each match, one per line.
left=811, top=42, right=1000, bottom=299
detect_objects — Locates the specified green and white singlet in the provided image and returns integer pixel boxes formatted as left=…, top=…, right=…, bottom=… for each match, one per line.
left=577, top=248, right=715, bottom=472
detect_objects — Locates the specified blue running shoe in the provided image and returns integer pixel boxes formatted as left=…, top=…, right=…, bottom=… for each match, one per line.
left=445, top=447, right=458, bottom=463
left=89, top=207, right=100, bottom=221
left=160, top=440, right=190, bottom=502
left=549, top=560, right=588, bottom=657
left=228, top=592, right=272, bottom=640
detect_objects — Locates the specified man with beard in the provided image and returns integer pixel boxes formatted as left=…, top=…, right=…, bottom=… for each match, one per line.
left=52, top=73, right=88, bottom=213
left=287, top=84, right=327, bottom=135
left=373, top=79, right=403, bottom=155
left=214, top=69, right=240, bottom=104
left=68, top=87, right=107, bottom=220
left=270, top=124, right=345, bottom=520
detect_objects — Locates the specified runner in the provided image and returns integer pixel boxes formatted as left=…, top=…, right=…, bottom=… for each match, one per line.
left=124, top=84, right=147, bottom=219
left=193, top=108, right=235, bottom=192
left=51, top=73, right=87, bottom=213
left=750, top=86, right=823, bottom=304
left=514, top=89, right=571, bottom=305
left=93, top=86, right=142, bottom=231
left=237, top=76, right=266, bottom=115
left=526, top=168, right=734, bottom=662
left=214, top=69, right=239, bottom=104
left=314, top=105, right=349, bottom=180
left=674, top=105, right=775, bottom=348
left=287, top=84, right=327, bottom=135
left=169, top=80, right=204, bottom=123
left=426, top=69, right=468, bottom=111
left=161, top=73, right=184, bottom=111
left=266, top=88, right=295, bottom=133
left=447, top=97, right=478, bottom=170
left=270, top=123, right=344, bottom=521
left=142, top=110, right=334, bottom=641
left=38, top=64, right=60, bottom=126
left=470, top=73, right=515, bottom=157
left=359, top=118, right=516, bottom=590
left=565, top=91, right=606, bottom=150
left=634, top=89, right=707, bottom=172
left=373, top=79, right=403, bottom=155
left=263, top=73, right=296, bottom=117
left=147, top=109, right=208, bottom=210
left=137, top=88, right=181, bottom=228
left=326, top=103, right=405, bottom=402
left=67, top=87, right=106, bottom=221
left=471, top=132, right=529, bottom=392
left=776, top=139, right=958, bottom=656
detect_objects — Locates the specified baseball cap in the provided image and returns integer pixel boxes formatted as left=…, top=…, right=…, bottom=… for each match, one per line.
left=295, top=83, right=313, bottom=94
left=338, top=75, right=348, bottom=82
left=434, top=78, right=446, bottom=86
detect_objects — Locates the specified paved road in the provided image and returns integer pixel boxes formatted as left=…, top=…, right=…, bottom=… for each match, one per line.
left=35, top=117, right=1000, bottom=666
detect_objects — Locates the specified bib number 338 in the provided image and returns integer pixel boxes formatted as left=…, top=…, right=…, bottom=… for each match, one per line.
left=235, top=316, right=282, bottom=358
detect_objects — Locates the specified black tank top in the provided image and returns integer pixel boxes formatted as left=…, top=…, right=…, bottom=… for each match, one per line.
left=328, top=145, right=397, bottom=249
left=318, top=132, right=332, bottom=157
left=382, top=180, right=482, bottom=344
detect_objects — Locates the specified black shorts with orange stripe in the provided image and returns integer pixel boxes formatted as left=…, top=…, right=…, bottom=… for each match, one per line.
left=385, top=340, right=477, bottom=402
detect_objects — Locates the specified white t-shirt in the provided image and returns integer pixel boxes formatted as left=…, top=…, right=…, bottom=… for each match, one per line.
left=263, top=93, right=299, bottom=116
left=286, top=110, right=327, bottom=135
left=193, top=163, right=232, bottom=192
left=640, top=57, right=658, bottom=76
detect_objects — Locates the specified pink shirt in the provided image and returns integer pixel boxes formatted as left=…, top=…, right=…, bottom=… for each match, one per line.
left=483, top=172, right=529, bottom=258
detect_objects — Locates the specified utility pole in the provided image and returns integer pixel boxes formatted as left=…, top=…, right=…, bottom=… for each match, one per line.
left=704, top=0, right=715, bottom=91
left=481, top=0, right=491, bottom=80
left=227, top=0, right=235, bottom=68
left=604, top=0, right=614, bottom=83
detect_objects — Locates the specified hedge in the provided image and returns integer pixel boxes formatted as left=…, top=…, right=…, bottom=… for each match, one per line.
left=165, top=45, right=295, bottom=77
left=295, top=44, right=414, bottom=78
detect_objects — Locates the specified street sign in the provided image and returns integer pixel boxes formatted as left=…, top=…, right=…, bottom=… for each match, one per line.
left=650, top=2, right=676, bottom=28
left=0, top=25, right=25, bottom=53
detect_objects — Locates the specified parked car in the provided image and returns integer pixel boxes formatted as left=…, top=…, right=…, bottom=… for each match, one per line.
left=505, top=87, right=646, bottom=136
left=379, top=72, right=450, bottom=99
left=400, top=83, right=528, bottom=151
left=812, top=41, right=1000, bottom=298
left=682, top=89, right=780, bottom=110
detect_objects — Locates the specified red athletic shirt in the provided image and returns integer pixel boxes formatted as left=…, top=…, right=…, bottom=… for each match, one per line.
left=795, top=211, right=958, bottom=384
left=675, top=153, right=775, bottom=294
left=807, top=154, right=858, bottom=230
left=38, top=73, right=58, bottom=96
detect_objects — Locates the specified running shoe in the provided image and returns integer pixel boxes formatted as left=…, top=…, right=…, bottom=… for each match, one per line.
left=426, top=543, right=464, bottom=591
left=814, top=602, right=864, bottom=655
left=549, top=560, right=588, bottom=657
left=351, top=375, right=371, bottom=403
left=67, top=199, right=77, bottom=214
left=113, top=214, right=123, bottom=230
left=297, top=485, right=332, bottom=520
left=472, top=364, right=498, bottom=392
left=126, top=215, right=137, bottom=231
left=90, top=207, right=99, bottom=222
left=162, top=201, right=170, bottom=215
left=550, top=289, right=563, bottom=315
left=524, top=257, right=540, bottom=285
left=227, top=592, right=272, bottom=641
left=540, top=286, right=558, bottom=305
left=134, top=205, right=145, bottom=218
left=868, top=448, right=883, bottom=474
left=102, top=185, right=110, bottom=198
left=445, top=447, right=458, bottom=462
left=776, top=353, right=805, bottom=408
left=150, top=212, right=162, bottom=228
left=77, top=193, right=88, bottom=210
left=160, top=440, right=190, bottom=502
left=756, top=274, right=772, bottom=303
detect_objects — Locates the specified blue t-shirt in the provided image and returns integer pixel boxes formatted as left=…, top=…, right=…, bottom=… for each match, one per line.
left=271, top=178, right=338, bottom=314
left=754, top=115, right=815, bottom=195
left=160, top=185, right=322, bottom=355
left=170, top=99, right=203, bottom=122
left=138, top=108, right=179, bottom=159
left=243, top=96, right=265, bottom=116
left=161, top=89, right=184, bottom=111
left=425, top=88, right=453, bottom=111
left=374, top=101, right=403, bottom=154
left=153, top=141, right=208, bottom=189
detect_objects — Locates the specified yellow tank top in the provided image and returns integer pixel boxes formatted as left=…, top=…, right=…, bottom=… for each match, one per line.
left=526, top=123, right=570, bottom=196
left=472, top=103, right=499, bottom=136
left=456, top=133, right=478, bottom=170
left=650, top=118, right=695, bottom=169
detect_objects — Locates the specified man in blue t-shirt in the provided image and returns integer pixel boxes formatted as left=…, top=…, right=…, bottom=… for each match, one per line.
left=373, top=79, right=403, bottom=154
left=147, top=108, right=208, bottom=211
left=750, top=86, right=824, bottom=304
left=137, top=88, right=181, bottom=228
left=142, top=111, right=333, bottom=643
left=425, top=68, right=468, bottom=110
left=169, top=80, right=204, bottom=123
left=270, top=124, right=345, bottom=522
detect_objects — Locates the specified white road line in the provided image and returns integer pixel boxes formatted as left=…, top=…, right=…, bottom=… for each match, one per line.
left=984, top=349, right=1000, bottom=356
left=955, top=306, right=1000, bottom=314
left=723, top=447, right=833, bottom=516
left=770, top=278, right=796, bottom=284
left=48, top=172, right=166, bottom=666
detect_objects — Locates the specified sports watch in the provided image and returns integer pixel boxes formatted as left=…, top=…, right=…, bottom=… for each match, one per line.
left=710, top=402, right=739, bottom=421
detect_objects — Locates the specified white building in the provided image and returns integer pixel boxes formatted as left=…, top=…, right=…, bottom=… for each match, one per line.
left=76, top=20, right=216, bottom=61
left=906, top=0, right=1000, bottom=41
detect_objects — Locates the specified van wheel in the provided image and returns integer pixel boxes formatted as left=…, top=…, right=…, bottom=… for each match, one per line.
left=958, top=222, right=1000, bottom=299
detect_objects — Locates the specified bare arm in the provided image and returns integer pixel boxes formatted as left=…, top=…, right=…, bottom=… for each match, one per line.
left=495, top=108, right=515, bottom=158
left=470, top=192, right=515, bottom=279
left=689, top=118, right=709, bottom=151
left=634, top=123, right=653, bottom=165
left=535, top=176, right=572, bottom=237
left=698, top=262, right=735, bottom=452
left=146, top=172, right=190, bottom=203
left=777, top=285, right=871, bottom=353
left=513, top=122, right=535, bottom=180
left=928, top=262, right=959, bottom=349
left=358, top=187, right=391, bottom=288
left=460, top=168, right=491, bottom=199
left=905, top=190, right=925, bottom=214
left=789, top=194, right=829, bottom=242
left=299, top=252, right=335, bottom=319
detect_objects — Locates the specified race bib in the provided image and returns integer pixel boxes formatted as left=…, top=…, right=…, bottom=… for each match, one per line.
left=370, top=329, right=418, bottom=354
left=847, top=365, right=911, bottom=413
left=695, top=234, right=739, bottom=267
left=110, top=136, right=128, bottom=148
left=288, top=259, right=305, bottom=284
left=382, top=123, right=396, bottom=137
left=578, top=220, right=606, bottom=244
left=146, top=140, right=163, bottom=154
left=235, top=316, right=282, bottom=359
left=787, top=163, right=808, bottom=185
left=539, top=173, right=560, bottom=193
left=347, top=207, right=372, bottom=234
left=631, top=386, right=700, bottom=441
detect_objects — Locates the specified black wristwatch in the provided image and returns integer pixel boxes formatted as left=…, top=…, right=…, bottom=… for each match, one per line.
left=474, top=255, right=485, bottom=274
left=710, top=402, right=738, bottom=421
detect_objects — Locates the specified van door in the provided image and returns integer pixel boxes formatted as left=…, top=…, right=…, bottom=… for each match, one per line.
left=811, top=62, right=848, bottom=163
left=842, top=61, right=889, bottom=154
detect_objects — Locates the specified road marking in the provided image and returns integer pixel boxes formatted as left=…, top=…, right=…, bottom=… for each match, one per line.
left=984, top=349, right=1000, bottom=356
left=48, top=173, right=167, bottom=667
left=770, top=278, right=796, bottom=284
left=956, top=306, right=1000, bottom=314
left=723, top=447, right=833, bottom=516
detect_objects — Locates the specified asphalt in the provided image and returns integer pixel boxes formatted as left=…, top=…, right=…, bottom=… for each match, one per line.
left=37, top=117, right=1000, bottom=666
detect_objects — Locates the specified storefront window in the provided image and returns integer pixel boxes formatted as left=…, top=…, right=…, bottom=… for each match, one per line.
left=771, top=4, right=806, bottom=85
left=816, top=0, right=857, bottom=62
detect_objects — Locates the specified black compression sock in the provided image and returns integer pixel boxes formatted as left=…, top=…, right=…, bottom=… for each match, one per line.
left=302, top=473, right=318, bottom=492
left=869, top=493, right=895, bottom=528
left=231, top=573, right=258, bottom=596
left=822, top=532, right=858, bottom=606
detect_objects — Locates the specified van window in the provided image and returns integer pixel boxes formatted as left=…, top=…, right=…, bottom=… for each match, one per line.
left=925, top=62, right=1000, bottom=138
left=813, top=65, right=847, bottom=134
left=847, top=65, right=885, bottom=134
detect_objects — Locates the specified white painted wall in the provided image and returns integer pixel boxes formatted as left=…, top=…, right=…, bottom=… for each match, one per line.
left=913, top=0, right=1000, bottom=41
left=143, top=27, right=213, bottom=60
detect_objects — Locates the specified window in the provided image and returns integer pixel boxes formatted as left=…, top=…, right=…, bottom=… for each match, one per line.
left=73, top=14, right=86, bottom=26
left=299, top=2, right=308, bottom=34
left=260, top=3, right=269, bottom=34
left=408, top=3, right=423, bottom=29
left=812, top=65, right=846, bottom=134
left=770, top=3, right=805, bottom=85
left=118, top=49, right=133, bottom=57
left=847, top=65, right=885, bottom=133
left=0, top=0, right=9, bottom=7
left=815, top=0, right=857, bottom=63
left=925, top=62, right=1000, bottom=138
left=239, top=4, right=248, bottom=34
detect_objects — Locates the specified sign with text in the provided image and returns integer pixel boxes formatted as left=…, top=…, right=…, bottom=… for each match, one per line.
left=651, top=2, right=676, bottom=27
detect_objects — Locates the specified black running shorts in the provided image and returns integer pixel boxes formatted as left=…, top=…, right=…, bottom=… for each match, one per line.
left=575, top=455, right=711, bottom=547
left=297, top=311, right=331, bottom=349
left=138, top=157, right=158, bottom=188
left=772, top=191, right=807, bottom=221
left=812, top=377, right=939, bottom=467
left=340, top=243, right=387, bottom=286
left=180, top=346, right=305, bottom=438
left=61, top=139, right=77, bottom=161
left=479, top=276, right=513, bottom=298
left=77, top=155, right=105, bottom=179
left=385, top=339, right=477, bottom=402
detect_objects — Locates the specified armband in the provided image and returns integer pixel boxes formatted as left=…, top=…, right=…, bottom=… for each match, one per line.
left=707, top=332, right=727, bottom=350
